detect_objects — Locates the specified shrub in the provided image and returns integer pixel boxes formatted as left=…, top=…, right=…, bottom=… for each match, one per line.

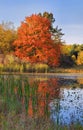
left=34, top=63, right=49, bottom=73
left=77, top=51, right=83, bottom=65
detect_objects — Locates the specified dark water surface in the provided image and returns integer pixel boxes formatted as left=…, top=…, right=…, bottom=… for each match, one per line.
left=0, top=74, right=83, bottom=127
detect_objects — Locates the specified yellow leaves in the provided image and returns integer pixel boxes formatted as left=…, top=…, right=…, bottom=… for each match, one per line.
left=77, top=51, right=83, bottom=65
left=0, top=23, right=17, bottom=53
left=71, top=55, right=76, bottom=63
left=61, top=45, right=72, bottom=55
left=77, top=78, right=83, bottom=84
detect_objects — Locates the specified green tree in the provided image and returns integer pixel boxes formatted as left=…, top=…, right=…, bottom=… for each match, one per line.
left=39, top=12, right=64, bottom=43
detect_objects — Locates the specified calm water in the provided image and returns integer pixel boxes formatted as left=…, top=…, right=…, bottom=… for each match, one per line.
left=50, top=80, right=83, bottom=125
left=0, top=74, right=83, bottom=127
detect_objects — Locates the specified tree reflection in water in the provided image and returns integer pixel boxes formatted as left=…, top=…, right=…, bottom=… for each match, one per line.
left=27, top=78, right=60, bottom=117
left=1, top=75, right=83, bottom=127
left=14, top=76, right=83, bottom=126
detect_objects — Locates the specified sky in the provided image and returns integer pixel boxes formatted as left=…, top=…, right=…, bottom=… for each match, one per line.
left=0, top=0, right=83, bottom=44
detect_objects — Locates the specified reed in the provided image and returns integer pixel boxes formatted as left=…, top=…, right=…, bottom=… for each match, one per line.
left=0, top=75, right=83, bottom=130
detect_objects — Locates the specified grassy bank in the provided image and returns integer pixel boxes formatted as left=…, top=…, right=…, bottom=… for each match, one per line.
left=52, top=66, right=83, bottom=73
left=0, top=62, right=83, bottom=74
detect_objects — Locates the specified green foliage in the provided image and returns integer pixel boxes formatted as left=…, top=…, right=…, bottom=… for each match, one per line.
left=39, top=12, right=64, bottom=43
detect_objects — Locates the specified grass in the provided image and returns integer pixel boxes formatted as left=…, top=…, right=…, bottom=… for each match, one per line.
left=0, top=61, right=83, bottom=75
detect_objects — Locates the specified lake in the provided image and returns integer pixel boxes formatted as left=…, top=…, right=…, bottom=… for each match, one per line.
left=0, top=74, right=83, bottom=129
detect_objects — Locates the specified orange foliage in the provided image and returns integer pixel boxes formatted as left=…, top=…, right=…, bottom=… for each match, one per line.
left=13, top=14, right=61, bottom=67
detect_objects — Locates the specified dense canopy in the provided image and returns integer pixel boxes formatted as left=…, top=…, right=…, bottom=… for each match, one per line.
left=13, top=14, right=61, bottom=67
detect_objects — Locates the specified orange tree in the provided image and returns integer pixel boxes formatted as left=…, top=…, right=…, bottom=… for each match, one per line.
left=13, top=14, right=61, bottom=67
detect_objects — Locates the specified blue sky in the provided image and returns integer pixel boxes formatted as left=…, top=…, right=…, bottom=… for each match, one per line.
left=0, top=0, right=83, bottom=44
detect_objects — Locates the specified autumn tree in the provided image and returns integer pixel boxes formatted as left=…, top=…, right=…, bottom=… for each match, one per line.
left=13, top=14, right=61, bottom=67
left=0, top=22, right=17, bottom=54
left=76, top=51, right=83, bottom=65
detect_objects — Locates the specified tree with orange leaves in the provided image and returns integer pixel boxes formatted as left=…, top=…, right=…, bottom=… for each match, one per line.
left=13, top=14, right=61, bottom=67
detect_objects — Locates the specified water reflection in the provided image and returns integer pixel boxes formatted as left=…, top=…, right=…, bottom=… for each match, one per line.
left=50, top=88, right=83, bottom=125
left=0, top=75, right=83, bottom=127
left=27, top=78, right=60, bottom=117
left=19, top=76, right=83, bottom=126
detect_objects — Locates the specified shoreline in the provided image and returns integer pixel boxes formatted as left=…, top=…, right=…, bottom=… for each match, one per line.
left=0, top=72, right=83, bottom=78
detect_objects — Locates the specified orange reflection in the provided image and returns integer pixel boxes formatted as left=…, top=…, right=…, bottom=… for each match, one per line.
left=14, top=78, right=60, bottom=117
left=27, top=78, right=60, bottom=117
left=77, top=78, right=83, bottom=85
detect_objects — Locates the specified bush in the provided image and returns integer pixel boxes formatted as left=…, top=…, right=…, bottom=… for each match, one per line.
left=76, top=51, right=83, bottom=65
left=24, top=63, right=49, bottom=73
left=34, top=63, right=49, bottom=73
left=60, top=55, right=75, bottom=68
